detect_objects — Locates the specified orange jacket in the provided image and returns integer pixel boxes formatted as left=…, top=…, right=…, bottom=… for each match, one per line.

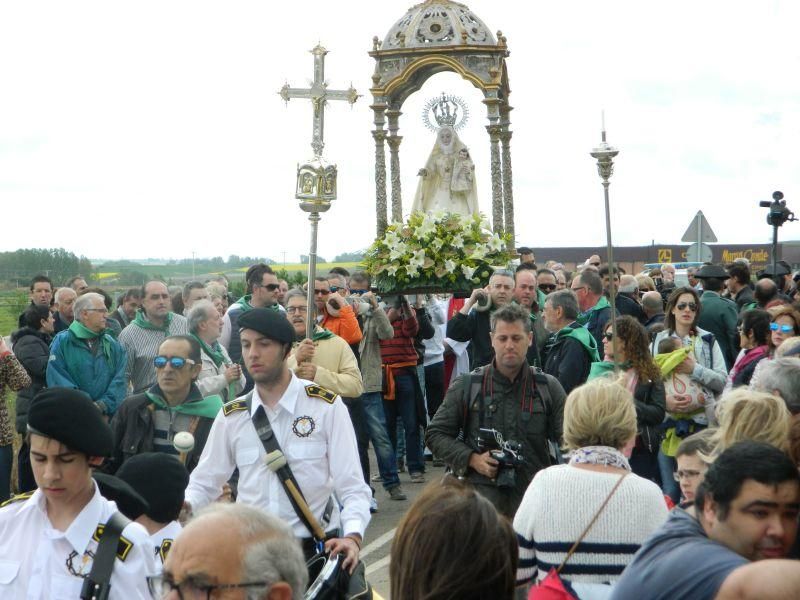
left=321, top=304, right=363, bottom=345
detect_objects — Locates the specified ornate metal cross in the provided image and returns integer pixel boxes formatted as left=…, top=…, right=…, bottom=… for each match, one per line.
left=279, top=44, right=359, bottom=157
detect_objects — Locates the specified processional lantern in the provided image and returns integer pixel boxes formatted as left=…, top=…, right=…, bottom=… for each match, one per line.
left=280, top=43, right=359, bottom=336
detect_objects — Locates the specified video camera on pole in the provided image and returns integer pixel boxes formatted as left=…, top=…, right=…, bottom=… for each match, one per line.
left=758, top=191, right=796, bottom=285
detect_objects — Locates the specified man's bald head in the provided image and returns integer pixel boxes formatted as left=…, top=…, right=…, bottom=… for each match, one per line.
left=641, top=291, right=664, bottom=316
left=165, top=503, right=307, bottom=599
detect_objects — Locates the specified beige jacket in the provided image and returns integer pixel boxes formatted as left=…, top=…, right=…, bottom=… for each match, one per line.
left=287, top=328, right=363, bottom=398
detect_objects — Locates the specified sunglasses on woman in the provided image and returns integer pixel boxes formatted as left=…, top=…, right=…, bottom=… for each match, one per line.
left=603, top=331, right=614, bottom=341
left=770, top=323, right=795, bottom=333
left=676, top=302, right=697, bottom=312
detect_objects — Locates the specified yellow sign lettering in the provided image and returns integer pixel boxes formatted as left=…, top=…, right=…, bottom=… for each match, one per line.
left=658, top=248, right=672, bottom=263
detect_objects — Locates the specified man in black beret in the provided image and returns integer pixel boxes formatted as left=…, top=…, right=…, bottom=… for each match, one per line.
left=117, top=453, right=189, bottom=572
left=0, top=387, right=156, bottom=598
left=185, top=307, right=372, bottom=573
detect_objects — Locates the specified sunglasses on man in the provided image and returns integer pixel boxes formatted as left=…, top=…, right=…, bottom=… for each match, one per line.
left=154, top=356, right=196, bottom=370
left=255, top=283, right=280, bottom=291
left=538, top=283, right=557, bottom=292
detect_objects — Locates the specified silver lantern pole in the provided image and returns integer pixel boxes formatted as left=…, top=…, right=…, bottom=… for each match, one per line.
left=281, top=44, right=359, bottom=338
left=590, top=112, right=620, bottom=367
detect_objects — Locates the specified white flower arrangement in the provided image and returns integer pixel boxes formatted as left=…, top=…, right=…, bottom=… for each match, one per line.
left=364, top=211, right=513, bottom=293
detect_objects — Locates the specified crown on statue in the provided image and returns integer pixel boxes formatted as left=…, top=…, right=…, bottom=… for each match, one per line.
left=422, top=92, right=469, bottom=132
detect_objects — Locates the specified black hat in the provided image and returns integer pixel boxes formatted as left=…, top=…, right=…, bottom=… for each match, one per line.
left=27, top=388, right=113, bottom=457
left=116, top=453, right=189, bottom=523
left=695, top=264, right=729, bottom=280
left=517, top=246, right=534, bottom=255
left=758, top=263, right=791, bottom=277
left=93, top=472, right=150, bottom=520
left=238, top=307, right=295, bottom=345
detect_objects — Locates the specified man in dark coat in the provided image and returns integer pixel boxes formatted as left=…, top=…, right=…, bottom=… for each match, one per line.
left=696, top=265, right=739, bottom=371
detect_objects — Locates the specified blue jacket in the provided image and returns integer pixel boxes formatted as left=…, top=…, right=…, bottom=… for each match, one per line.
left=46, top=329, right=128, bottom=415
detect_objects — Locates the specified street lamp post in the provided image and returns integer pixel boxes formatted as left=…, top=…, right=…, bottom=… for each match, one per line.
left=590, top=116, right=620, bottom=366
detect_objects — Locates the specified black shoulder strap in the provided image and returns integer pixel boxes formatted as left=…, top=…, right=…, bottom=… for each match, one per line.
left=80, top=511, right=130, bottom=600
left=247, top=393, right=331, bottom=543
left=458, top=369, right=485, bottom=439
left=530, top=367, right=551, bottom=416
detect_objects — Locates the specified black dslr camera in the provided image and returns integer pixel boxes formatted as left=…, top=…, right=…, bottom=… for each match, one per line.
left=476, top=428, right=524, bottom=489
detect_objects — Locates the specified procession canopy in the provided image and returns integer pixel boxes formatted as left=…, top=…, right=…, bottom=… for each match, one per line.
left=369, top=1, right=515, bottom=247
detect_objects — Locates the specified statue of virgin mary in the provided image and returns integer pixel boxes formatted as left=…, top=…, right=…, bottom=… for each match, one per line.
left=410, top=126, right=479, bottom=216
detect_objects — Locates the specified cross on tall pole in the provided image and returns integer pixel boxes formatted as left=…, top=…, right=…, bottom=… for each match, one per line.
left=279, top=44, right=359, bottom=157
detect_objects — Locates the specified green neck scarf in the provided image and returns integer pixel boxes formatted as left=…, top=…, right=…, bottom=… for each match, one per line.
left=133, top=309, right=173, bottom=332
left=68, top=320, right=112, bottom=363
left=556, top=325, right=601, bottom=362
left=234, top=294, right=254, bottom=311
left=191, top=334, right=225, bottom=367
left=312, top=326, right=334, bottom=341
left=576, top=295, right=610, bottom=326
left=235, top=295, right=282, bottom=313
left=145, top=389, right=223, bottom=419
left=588, top=359, right=633, bottom=380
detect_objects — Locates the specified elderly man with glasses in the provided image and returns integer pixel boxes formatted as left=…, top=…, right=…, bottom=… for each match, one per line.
left=46, top=291, right=128, bottom=417
left=157, top=503, right=307, bottom=600
left=108, top=335, right=223, bottom=474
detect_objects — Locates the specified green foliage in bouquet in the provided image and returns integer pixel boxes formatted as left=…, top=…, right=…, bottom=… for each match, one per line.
left=364, top=211, right=514, bottom=294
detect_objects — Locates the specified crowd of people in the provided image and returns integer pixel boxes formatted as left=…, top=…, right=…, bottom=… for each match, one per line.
left=1, top=251, right=800, bottom=599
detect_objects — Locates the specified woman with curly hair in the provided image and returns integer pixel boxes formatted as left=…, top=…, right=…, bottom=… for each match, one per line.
left=589, top=315, right=666, bottom=483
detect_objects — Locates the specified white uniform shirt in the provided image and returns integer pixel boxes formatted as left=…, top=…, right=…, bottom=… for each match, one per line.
left=0, top=483, right=156, bottom=599
left=185, top=372, right=371, bottom=539
left=150, top=520, right=182, bottom=574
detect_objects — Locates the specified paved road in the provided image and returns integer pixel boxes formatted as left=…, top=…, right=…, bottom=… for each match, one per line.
left=358, top=454, right=448, bottom=599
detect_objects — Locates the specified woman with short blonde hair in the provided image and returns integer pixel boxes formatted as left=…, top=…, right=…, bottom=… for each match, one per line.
left=514, top=378, right=668, bottom=597
left=713, top=388, right=791, bottom=454
left=563, top=376, right=638, bottom=451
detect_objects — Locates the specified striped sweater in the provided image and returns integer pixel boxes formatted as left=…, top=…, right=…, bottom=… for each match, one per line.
left=513, top=464, right=668, bottom=587
left=118, top=314, right=189, bottom=393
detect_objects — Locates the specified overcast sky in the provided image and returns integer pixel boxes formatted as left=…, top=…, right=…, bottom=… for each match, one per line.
left=1, top=1, right=799, bottom=262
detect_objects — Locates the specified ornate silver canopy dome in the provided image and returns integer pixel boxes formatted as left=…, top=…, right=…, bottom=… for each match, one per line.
left=383, top=0, right=497, bottom=49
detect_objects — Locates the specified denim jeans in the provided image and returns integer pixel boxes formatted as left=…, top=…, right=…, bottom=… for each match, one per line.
left=342, top=397, right=371, bottom=486
left=383, top=372, right=424, bottom=474
left=360, top=392, right=401, bottom=489
left=658, top=450, right=680, bottom=504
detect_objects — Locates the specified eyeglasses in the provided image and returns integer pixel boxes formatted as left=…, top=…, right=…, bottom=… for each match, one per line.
left=603, top=331, right=614, bottom=341
left=676, top=302, right=698, bottom=312
left=770, top=323, right=795, bottom=333
left=286, top=306, right=308, bottom=314
left=84, top=308, right=108, bottom=314
left=673, top=469, right=704, bottom=482
left=154, top=356, right=196, bottom=370
left=538, top=283, right=557, bottom=292
left=329, top=285, right=347, bottom=293
left=314, top=289, right=330, bottom=296
left=148, top=576, right=272, bottom=600
left=255, top=283, right=280, bottom=292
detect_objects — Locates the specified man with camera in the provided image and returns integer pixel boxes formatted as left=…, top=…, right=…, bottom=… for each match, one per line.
left=427, top=304, right=566, bottom=517
left=311, top=277, right=363, bottom=346
left=446, top=268, right=516, bottom=370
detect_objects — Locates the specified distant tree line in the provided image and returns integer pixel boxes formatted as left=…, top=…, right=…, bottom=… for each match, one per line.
left=0, top=248, right=93, bottom=286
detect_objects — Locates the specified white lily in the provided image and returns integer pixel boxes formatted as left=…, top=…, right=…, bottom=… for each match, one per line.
left=469, top=245, right=487, bottom=261
left=444, top=259, right=457, bottom=272
left=432, top=209, right=448, bottom=222
left=415, top=216, right=437, bottom=238
left=451, top=234, right=465, bottom=249
left=430, top=237, right=444, bottom=251
left=386, top=264, right=399, bottom=276
left=389, top=242, right=408, bottom=261
left=461, top=264, right=477, bottom=280
left=406, top=263, right=420, bottom=278
left=409, top=249, right=426, bottom=268
left=487, top=234, right=504, bottom=252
